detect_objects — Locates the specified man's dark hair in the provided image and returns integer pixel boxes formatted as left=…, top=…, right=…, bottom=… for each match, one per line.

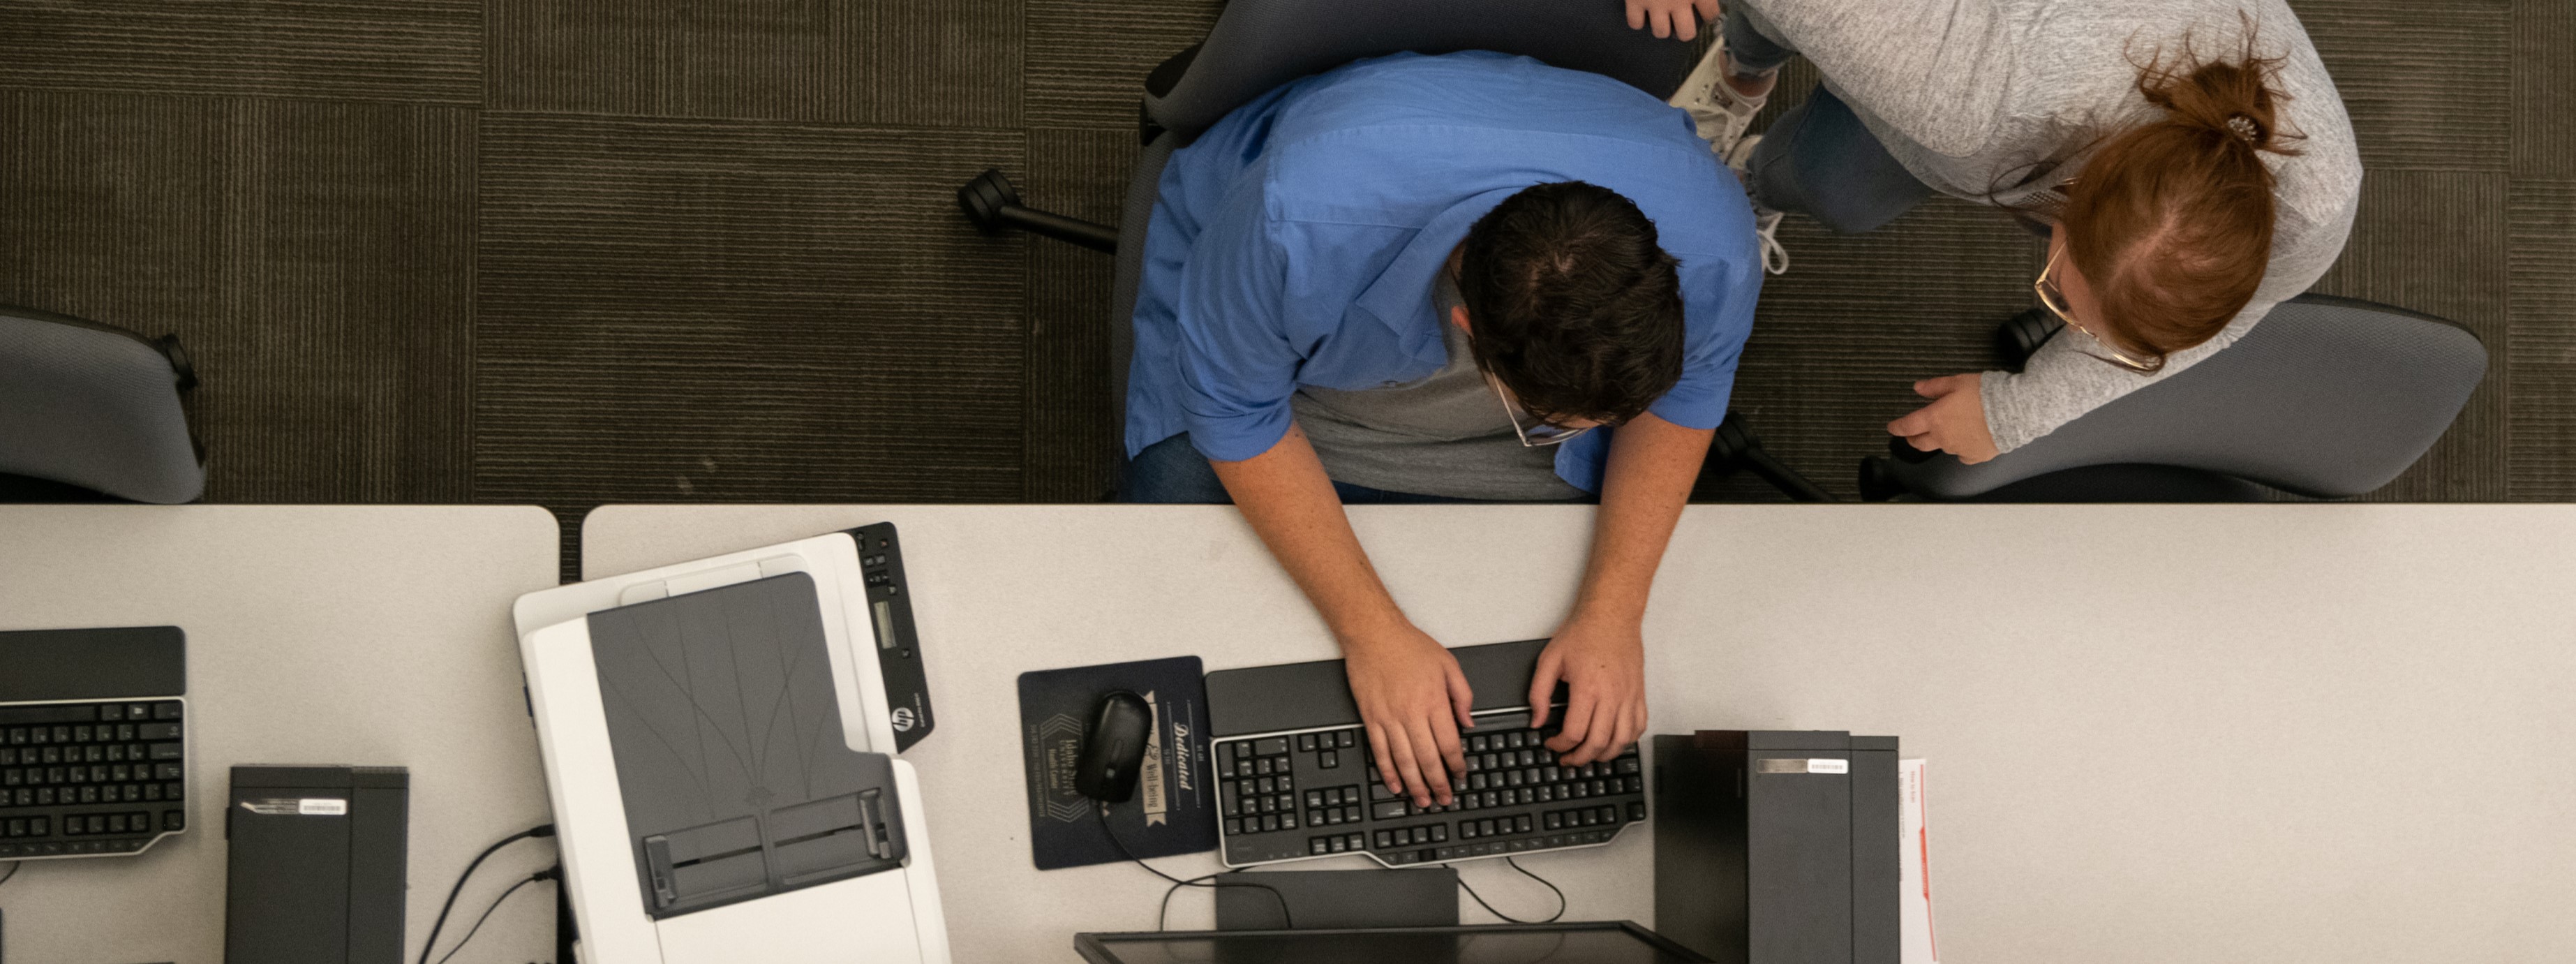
left=1457, top=181, right=1685, bottom=428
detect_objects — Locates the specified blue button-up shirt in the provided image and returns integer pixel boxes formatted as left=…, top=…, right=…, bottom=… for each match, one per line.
left=1126, top=51, right=1761, bottom=493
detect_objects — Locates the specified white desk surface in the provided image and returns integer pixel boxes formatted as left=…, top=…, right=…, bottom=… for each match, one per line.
left=0, top=505, right=562, bottom=964
left=586, top=503, right=2576, bottom=964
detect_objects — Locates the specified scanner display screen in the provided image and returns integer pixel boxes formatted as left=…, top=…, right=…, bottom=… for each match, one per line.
left=872, top=600, right=897, bottom=651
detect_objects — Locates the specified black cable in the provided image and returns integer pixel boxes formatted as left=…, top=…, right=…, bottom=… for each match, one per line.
left=1094, top=805, right=1293, bottom=930
left=432, top=866, right=558, bottom=964
left=418, top=824, right=556, bottom=964
left=0, top=860, right=17, bottom=890
left=1451, top=857, right=1566, bottom=924
left=1154, top=870, right=1223, bottom=932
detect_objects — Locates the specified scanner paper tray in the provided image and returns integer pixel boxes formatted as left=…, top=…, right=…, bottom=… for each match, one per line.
left=586, top=571, right=909, bottom=919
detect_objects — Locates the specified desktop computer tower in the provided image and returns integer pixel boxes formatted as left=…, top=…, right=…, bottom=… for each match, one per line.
left=1652, top=731, right=1897, bottom=964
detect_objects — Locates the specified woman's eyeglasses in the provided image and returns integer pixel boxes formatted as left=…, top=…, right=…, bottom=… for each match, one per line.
left=1485, top=373, right=1595, bottom=447
left=2035, top=246, right=2158, bottom=373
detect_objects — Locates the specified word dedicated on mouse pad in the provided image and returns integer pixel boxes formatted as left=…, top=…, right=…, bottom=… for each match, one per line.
left=1018, top=656, right=1214, bottom=870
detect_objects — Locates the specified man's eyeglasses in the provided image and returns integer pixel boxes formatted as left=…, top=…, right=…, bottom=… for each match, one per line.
left=1486, top=373, right=1595, bottom=447
left=2035, top=245, right=2158, bottom=373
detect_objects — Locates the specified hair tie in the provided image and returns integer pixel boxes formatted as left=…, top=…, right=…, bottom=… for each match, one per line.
left=2224, top=114, right=2261, bottom=142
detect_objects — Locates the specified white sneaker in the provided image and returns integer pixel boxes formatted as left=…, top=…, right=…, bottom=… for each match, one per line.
left=1669, top=35, right=1771, bottom=158
left=1722, top=134, right=1789, bottom=275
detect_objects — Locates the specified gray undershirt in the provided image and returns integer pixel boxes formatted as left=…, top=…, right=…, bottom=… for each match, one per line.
left=1292, top=279, right=1586, bottom=501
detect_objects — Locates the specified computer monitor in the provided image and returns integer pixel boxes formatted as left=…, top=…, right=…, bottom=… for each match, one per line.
left=1073, top=921, right=1712, bottom=964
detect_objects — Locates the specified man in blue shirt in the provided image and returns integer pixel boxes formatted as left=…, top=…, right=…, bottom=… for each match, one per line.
left=1123, top=52, right=1761, bottom=810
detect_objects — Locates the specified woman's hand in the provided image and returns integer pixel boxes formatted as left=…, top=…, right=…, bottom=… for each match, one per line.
left=1887, top=373, right=2000, bottom=464
left=1344, top=621, right=1474, bottom=808
left=1625, top=0, right=1720, bottom=41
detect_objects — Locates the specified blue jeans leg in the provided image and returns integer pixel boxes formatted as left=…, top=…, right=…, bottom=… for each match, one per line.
left=1720, top=8, right=1797, bottom=75
left=1747, top=85, right=1937, bottom=235
left=1117, top=433, right=1482, bottom=505
left=1119, top=433, right=1233, bottom=503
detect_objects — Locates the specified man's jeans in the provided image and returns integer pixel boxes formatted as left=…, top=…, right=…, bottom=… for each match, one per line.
left=1117, top=433, right=1473, bottom=505
left=1724, top=10, right=1938, bottom=235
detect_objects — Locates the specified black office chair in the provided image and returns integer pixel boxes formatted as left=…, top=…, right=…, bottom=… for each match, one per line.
left=1856, top=295, right=2488, bottom=501
left=0, top=304, right=204, bottom=503
left=954, top=0, right=1847, bottom=500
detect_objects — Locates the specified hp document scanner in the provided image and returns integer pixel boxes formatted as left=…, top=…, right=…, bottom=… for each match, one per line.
left=514, top=528, right=950, bottom=964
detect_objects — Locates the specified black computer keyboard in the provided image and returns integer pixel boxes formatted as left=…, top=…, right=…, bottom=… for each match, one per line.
left=0, top=625, right=191, bottom=861
left=0, top=699, right=189, bottom=859
left=1214, top=707, right=1645, bottom=868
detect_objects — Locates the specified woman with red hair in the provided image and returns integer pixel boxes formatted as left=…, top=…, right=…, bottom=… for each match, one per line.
left=1635, top=0, right=2361, bottom=462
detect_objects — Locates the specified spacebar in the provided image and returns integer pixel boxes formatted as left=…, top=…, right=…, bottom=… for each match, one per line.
left=0, top=704, right=98, bottom=725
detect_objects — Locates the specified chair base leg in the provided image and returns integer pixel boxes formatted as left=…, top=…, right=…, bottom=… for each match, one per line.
left=953, top=168, right=1119, bottom=253
left=1708, top=413, right=1838, bottom=502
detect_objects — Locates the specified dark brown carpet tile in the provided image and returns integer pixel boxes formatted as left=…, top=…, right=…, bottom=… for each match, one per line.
left=0, top=0, right=478, bottom=103
left=2309, top=169, right=2511, bottom=500
left=1021, top=128, right=1136, bottom=501
left=473, top=114, right=1029, bottom=506
left=2513, top=0, right=2576, bottom=179
left=0, top=91, right=475, bottom=503
left=1720, top=199, right=2043, bottom=495
left=2508, top=179, right=2576, bottom=500
left=2294, top=0, right=2512, bottom=172
left=487, top=0, right=1018, bottom=126
left=1025, top=0, right=1223, bottom=129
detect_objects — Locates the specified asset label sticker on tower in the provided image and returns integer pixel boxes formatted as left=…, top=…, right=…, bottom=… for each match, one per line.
left=1756, top=757, right=1848, bottom=774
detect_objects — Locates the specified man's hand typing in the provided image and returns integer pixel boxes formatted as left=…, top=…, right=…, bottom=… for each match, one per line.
left=1343, top=621, right=1474, bottom=808
left=1528, top=611, right=1647, bottom=766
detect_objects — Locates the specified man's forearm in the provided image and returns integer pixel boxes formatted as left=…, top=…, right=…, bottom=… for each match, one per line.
left=1209, top=424, right=1407, bottom=641
left=1576, top=413, right=1715, bottom=620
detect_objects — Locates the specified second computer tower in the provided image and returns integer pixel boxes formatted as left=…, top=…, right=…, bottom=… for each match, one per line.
left=1652, top=731, right=1898, bottom=964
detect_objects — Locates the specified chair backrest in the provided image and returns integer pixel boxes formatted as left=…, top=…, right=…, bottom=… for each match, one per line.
left=1890, top=295, right=2488, bottom=500
left=0, top=306, right=203, bottom=503
left=1144, top=0, right=1697, bottom=140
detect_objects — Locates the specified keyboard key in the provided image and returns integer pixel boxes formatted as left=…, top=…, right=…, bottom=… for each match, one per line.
left=1629, top=802, right=1646, bottom=822
left=1297, top=734, right=1318, bottom=752
left=1372, top=801, right=1407, bottom=820
left=154, top=702, right=181, bottom=720
left=1253, top=738, right=1289, bottom=757
left=166, top=782, right=183, bottom=800
left=137, top=724, right=180, bottom=741
left=149, top=743, right=182, bottom=760
left=1319, top=750, right=1338, bottom=769
left=1226, top=818, right=1241, bottom=835
left=1334, top=730, right=1355, bottom=748
left=98, top=705, right=124, bottom=722
left=1311, top=838, right=1330, bottom=855
left=156, top=764, right=182, bottom=780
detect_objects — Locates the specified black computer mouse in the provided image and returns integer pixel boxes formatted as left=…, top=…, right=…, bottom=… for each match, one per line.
left=1076, top=690, right=1153, bottom=803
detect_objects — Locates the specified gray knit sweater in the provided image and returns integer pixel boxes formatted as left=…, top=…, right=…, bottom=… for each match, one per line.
left=1736, top=0, right=2363, bottom=452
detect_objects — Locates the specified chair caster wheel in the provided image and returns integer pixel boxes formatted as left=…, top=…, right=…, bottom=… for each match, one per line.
left=957, top=168, right=1022, bottom=235
left=1995, top=307, right=2061, bottom=370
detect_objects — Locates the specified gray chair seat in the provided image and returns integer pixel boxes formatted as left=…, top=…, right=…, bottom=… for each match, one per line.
left=1, top=305, right=203, bottom=503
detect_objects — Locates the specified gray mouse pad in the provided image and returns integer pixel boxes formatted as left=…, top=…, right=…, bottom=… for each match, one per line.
left=1018, top=656, right=1215, bottom=869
